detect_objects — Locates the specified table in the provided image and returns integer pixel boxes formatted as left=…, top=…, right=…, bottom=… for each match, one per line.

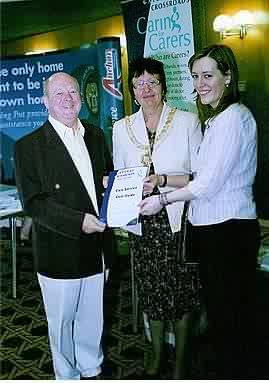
left=0, top=185, right=23, bottom=298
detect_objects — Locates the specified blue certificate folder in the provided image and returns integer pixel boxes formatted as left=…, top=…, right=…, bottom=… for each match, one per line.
left=99, top=167, right=148, bottom=227
left=99, top=170, right=117, bottom=225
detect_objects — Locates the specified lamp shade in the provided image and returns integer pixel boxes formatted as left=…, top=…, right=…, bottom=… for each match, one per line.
left=213, top=14, right=233, bottom=32
left=233, top=10, right=254, bottom=26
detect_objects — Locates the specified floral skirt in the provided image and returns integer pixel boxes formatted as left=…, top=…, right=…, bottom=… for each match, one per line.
left=129, top=207, right=201, bottom=321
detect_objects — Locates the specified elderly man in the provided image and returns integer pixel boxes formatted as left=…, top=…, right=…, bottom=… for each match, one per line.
left=15, top=72, right=114, bottom=380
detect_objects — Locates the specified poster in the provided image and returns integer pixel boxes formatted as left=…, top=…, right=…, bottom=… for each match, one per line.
left=0, top=40, right=124, bottom=183
left=121, top=0, right=196, bottom=112
left=97, top=37, right=124, bottom=153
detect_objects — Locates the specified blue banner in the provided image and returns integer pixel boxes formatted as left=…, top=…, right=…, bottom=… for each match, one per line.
left=97, top=37, right=124, bottom=152
left=0, top=40, right=123, bottom=184
left=121, top=0, right=195, bottom=112
left=121, top=0, right=150, bottom=61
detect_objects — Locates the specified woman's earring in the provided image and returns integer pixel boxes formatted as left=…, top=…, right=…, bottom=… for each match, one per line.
left=134, top=99, right=140, bottom=106
left=225, top=83, right=230, bottom=88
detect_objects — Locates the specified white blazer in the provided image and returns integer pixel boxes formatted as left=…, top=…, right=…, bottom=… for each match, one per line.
left=113, top=103, right=201, bottom=234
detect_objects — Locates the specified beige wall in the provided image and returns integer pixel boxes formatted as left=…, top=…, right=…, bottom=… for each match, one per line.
left=193, top=0, right=268, bottom=110
left=197, top=0, right=269, bottom=216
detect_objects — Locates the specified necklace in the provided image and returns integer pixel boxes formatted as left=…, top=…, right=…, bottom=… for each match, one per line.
left=125, top=107, right=176, bottom=168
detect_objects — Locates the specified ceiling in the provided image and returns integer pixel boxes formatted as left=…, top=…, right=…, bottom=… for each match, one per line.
left=1, top=0, right=122, bottom=43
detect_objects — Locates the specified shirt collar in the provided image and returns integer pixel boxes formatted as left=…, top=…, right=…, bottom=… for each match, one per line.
left=48, top=115, right=85, bottom=139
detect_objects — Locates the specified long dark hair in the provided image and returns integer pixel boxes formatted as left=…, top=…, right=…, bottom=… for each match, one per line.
left=128, top=57, right=167, bottom=100
left=188, top=44, right=240, bottom=129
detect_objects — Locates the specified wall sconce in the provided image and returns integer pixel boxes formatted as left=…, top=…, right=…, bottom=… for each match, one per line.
left=213, top=10, right=255, bottom=39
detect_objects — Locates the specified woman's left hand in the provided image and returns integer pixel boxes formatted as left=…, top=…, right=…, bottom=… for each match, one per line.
left=139, top=195, right=162, bottom=215
left=143, top=174, right=160, bottom=195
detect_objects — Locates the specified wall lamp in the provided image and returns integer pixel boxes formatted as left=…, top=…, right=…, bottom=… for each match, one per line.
left=213, top=10, right=255, bottom=39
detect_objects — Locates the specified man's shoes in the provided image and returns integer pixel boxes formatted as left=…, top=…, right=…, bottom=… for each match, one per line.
left=81, top=365, right=112, bottom=380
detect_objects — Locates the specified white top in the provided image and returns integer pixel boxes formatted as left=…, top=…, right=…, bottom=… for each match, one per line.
left=49, top=116, right=99, bottom=214
left=187, top=103, right=257, bottom=225
left=113, top=103, right=200, bottom=234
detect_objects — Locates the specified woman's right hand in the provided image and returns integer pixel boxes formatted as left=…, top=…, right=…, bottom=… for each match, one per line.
left=139, top=195, right=162, bottom=215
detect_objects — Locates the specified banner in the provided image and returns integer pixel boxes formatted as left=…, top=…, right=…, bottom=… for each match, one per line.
left=0, top=47, right=98, bottom=183
left=0, top=40, right=123, bottom=183
left=121, top=0, right=195, bottom=112
left=97, top=37, right=124, bottom=152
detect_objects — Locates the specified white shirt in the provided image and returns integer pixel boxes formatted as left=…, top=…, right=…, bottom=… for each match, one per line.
left=187, top=103, right=257, bottom=225
left=49, top=116, right=99, bottom=214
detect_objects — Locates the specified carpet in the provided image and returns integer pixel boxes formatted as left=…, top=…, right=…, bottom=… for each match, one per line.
left=1, top=230, right=269, bottom=380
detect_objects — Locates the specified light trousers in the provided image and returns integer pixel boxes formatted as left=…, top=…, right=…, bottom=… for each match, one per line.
left=38, top=272, right=104, bottom=380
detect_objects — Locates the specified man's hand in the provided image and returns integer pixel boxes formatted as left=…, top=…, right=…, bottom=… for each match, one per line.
left=103, top=176, right=109, bottom=189
left=82, top=213, right=106, bottom=233
left=139, top=195, right=162, bottom=215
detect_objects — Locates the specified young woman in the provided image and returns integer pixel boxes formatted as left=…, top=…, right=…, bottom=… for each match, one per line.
left=139, top=45, right=260, bottom=378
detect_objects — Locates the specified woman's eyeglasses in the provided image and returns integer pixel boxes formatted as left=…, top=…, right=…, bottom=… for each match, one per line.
left=133, top=78, right=160, bottom=89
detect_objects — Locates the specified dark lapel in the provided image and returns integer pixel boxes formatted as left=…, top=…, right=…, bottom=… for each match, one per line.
left=43, top=121, right=82, bottom=177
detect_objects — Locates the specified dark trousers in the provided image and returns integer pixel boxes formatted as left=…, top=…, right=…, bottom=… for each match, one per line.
left=190, top=219, right=260, bottom=378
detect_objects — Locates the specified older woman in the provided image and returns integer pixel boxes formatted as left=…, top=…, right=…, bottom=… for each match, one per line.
left=139, top=45, right=260, bottom=378
left=113, top=57, right=201, bottom=379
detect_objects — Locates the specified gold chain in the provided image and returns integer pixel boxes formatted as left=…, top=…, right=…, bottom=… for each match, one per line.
left=125, top=107, right=177, bottom=167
